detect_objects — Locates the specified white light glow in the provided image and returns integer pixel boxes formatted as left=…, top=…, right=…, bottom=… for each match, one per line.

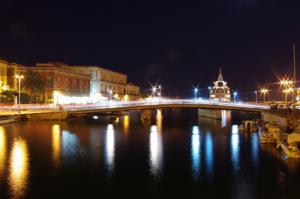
left=149, top=125, right=163, bottom=177
left=106, top=124, right=115, bottom=173
left=231, top=125, right=240, bottom=173
left=191, top=126, right=201, bottom=179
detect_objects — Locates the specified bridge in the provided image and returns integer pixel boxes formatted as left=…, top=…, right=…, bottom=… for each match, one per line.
left=63, top=99, right=269, bottom=115
left=0, top=99, right=270, bottom=118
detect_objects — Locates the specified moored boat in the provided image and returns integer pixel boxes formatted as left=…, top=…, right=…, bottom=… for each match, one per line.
left=239, top=120, right=257, bottom=132
left=0, top=115, right=15, bottom=124
left=279, top=133, right=300, bottom=158
left=258, top=126, right=275, bottom=143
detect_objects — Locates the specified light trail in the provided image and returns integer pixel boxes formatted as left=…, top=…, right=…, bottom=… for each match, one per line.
left=0, top=98, right=270, bottom=114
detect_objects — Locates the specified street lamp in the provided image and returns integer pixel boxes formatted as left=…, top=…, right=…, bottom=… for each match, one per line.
left=15, top=74, right=24, bottom=112
left=152, top=86, right=157, bottom=97
left=158, top=85, right=161, bottom=97
left=254, top=91, right=258, bottom=104
left=260, top=88, right=269, bottom=103
left=233, top=91, right=237, bottom=102
left=194, top=88, right=198, bottom=101
left=280, top=78, right=294, bottom=104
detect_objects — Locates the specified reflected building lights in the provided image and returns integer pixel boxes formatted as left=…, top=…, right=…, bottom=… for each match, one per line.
left=251, top=133, right=259, bottom=167
left=149, top=124, right=163, bottom=177
left=156, top=109, right=162, bottom=132
left=221, top=110, right=231, bottom=128
left=205, top=132, right=214, bottom=179
left=52, top=124, right=61, bottom=167
left=231, top=125, right=240, bottom=173
left=62, top=130, right=79, bottom=162
left=8, top=139, right=29, bottom=199
left=123, top=115, right=129, bottom=135
left=191, top=126, right=201, bottom=180
left=0, top=126, right=6, bottom=179
left=105, top=124, right=115, bottom=173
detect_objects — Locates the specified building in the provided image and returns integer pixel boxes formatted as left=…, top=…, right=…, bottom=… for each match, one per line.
left=18, top=62, right=90, bottom=102
left=1, top=58, right=140, bottom=102
left=70, top=66, right=140, bottom=100
left=7, top=62, right=26, bottom=91
left=209, top=69, right=231, bottom=102
left=0, top=59, right=8, bottom=91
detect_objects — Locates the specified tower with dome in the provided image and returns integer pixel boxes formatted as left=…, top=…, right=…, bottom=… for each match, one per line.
left=209, top=68, right=231, bottom=102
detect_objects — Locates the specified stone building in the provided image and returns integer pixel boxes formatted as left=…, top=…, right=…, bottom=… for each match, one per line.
left=70, top=66, right=140, bottom=100
left=209, top=69, right=231, bottom=102
left=0, top=59, right=8, bottom=91
left=18, top=62, right=90, bottom=102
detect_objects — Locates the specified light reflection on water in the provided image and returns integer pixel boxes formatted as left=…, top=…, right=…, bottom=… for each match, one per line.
left=52, top=124, right=61, bottom=167
left=0, top=126, right=6, bottom=180
left=251, top=133, right=259, bottom=167
left=105, top=124, right=115, bottom=173
left=221, top=110, right=231, bottom=128
left=62, top=130, right=79, bottom=163
left=149, top=110, right=163, bottom=177
left=191, top=126, right=201, bottom=179
left=0, top=110, right=299, bottom=198
left=205, top=132, right=214, bottom=179
left=231, top=125, right=240, bottom=173
left=8, top=138, right=29, bottom=199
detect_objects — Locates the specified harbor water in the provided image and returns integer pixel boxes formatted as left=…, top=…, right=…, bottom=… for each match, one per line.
left=0, top=109, right=299, bottom=199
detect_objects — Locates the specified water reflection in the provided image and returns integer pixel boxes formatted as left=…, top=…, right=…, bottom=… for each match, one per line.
left=156, top=109, right=162, bottom=132
left=62, top=130, right=79, bottom=162
left=251, top=133, right=259, bottom=167
left=149, top=110, right=163, bottom=177
left=191, top=126, right=201, bottom=180
left=8, top=139, right=29, bottom=199
left=105, top=124, right=115, bottom=173
left=123, top=115, right=129, bottom=135
left=221, top=110, right=231, bottom=128
left=0, top=126, right=6, bottom=180
left=52, top=124, right=61, bottom=167
left=231, top=125, right=240, bottom=173
left=205, top=132, right=214, bottom=179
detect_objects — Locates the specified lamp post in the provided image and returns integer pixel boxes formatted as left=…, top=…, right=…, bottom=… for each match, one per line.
left=15, top=74, right=24, bottom=112
left=158, top=85, right=161, bottom=98
left=254, top=91, right=258, bottom=104
left=152, top=87, right=157, bottom=97
left=194, top=88, right=198, bottom=101
left=280, top=79, right=294, bottom=104
left=260, top=88, right=268, bottom=103
left=233, top=91, right=237, bottom=102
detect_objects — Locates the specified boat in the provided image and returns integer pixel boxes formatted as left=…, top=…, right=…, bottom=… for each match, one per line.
left=265, top=123, right=281, bottom=142
left=239, top=120, right=257, bottom=132
left=0, top=115, right=15, bottom=124
left=279, top=133, right=300, bottom=158
left=258, top=126, right=275, bottom=143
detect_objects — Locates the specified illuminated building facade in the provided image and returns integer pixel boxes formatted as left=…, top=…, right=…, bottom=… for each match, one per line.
left=209, top=69, right=231, bottom=102
left=70, top=66, right=140, bottom=100
left=18, top=62, right=90, bottom=102
left=0, top=59, right=8, bottom=91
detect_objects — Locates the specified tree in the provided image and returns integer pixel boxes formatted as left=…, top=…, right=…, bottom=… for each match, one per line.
left=22, top=71, right=46, bottom=103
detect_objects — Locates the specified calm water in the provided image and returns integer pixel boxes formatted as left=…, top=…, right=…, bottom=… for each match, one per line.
left=0, top=109, right=300, bottom=199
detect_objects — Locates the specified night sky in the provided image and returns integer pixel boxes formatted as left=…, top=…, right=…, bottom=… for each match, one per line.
left=0, top=0, right=300, bottom=99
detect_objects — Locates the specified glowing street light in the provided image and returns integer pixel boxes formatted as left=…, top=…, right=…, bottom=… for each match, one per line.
left=260, top=88, right=269, bottom=103
left=194, top=88, right=198, bottom=101
left=158, top=85, right=162, bottom=98
left=15, top=74, right=24, bottom=110
left=233, top=91, right=237, bottom=102
left=152, top=86, right=157, bottom=97
left=279, top=78, right=294, bottom=103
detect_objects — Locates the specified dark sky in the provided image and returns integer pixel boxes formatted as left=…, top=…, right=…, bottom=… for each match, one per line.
left=0, top=0, right=300, bottom=99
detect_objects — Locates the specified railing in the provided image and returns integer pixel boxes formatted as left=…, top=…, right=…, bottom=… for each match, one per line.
left=0, top=99, right=270, bottom=113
